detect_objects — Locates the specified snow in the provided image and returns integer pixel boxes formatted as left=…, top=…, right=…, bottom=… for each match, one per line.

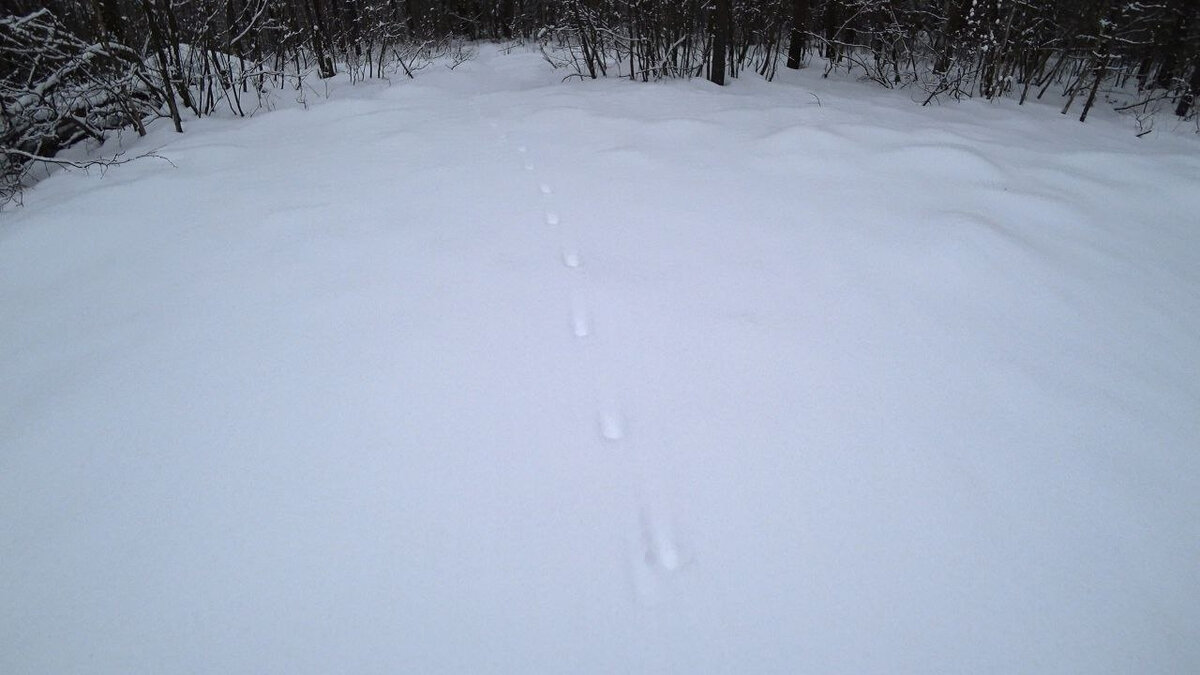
left=3, top=46, right=1200, bottom=672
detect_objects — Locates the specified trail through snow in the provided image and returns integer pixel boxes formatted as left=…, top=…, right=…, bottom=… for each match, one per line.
left=3, top=46, right=1200, bottom=673
left=477, top=92, right=685, bottom=607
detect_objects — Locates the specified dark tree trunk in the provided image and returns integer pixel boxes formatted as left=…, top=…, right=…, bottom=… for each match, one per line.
left=342, top=0, right=362, bottom=57
left=499, top=0, right=515, bottom=39
left=304, top=0, right=337, bottom=78
left=1176, top=62, right=1200, bottom=117
left=161, top=0, right=197, bottom=113
left=404, top=0, right=418, bottom=33
left=1079, top=52, right=1108, bottom=122
left=138, top=0, right=183, bottom=132
left=710, top=0, right=731, bottom=85
left=91, top=0, right=125, bottom=44
left=786, top=0, right=808, bottom=69
left=934, top=0, right=966, bottom=75
left=1154, top=3, right=1191, bottom=90
left=822, top=0, right=841, bottom=62
left=227, top=0, right=242, bottom=55
left=1079, top=0, right=1116, bottom=123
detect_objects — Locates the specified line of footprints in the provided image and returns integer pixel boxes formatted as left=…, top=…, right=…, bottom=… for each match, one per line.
left=509, top=137, right=617, bottom=439
left=490, top=119, right=684, bottom=604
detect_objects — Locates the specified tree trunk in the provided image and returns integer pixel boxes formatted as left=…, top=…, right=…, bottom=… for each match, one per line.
left=499, top=0, right=514, bottom=39
left=710, top=0, right=731, bottom=85
left=161, top=0, right=197, bottom=113
left=90, top=0, right=126, bottom=44
left=786, top=0, right=808, bottom=69
left=934, top=0, right=966, bottom=75
left=342, top=0, right=362, bottom=57
left=1079, top=0, right=1116, bottom=123
left=1176, top=61, right=1200, bottom=117
left=822, top=0, right=841, bottom=62
left=304, top=0, right=337, bottom=78
left=1154, top=4, right=1190, bottom=90
left=138, top=0, right=183, bottom=132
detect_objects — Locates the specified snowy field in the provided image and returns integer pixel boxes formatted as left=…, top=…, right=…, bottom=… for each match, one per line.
left=3, top=46, right=1200, bottom=672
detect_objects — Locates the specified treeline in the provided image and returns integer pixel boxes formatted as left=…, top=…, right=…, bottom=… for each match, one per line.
left=541, top=0, right=1200, bottom=118
left=2, top=0, right=1198, bottom=202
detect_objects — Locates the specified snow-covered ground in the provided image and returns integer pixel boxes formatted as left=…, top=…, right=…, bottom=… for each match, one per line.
left=3, top=46, right=1199, bottom=673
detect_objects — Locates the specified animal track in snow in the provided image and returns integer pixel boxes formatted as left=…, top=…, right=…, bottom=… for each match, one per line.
left=600, top=414, right=625, bottom=441
left=571, top=299, right=590, bottom=338
left=598, top=407, right=625, bottom=441
left=625, top=504, right=690, bottom=605
left=641, top=507, right=683, bottom=573
left=498, top=120, right=674, bottom=596
left=629, top=541, right=662, bottom=606
left=648, top=540, right=682, bottom=572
